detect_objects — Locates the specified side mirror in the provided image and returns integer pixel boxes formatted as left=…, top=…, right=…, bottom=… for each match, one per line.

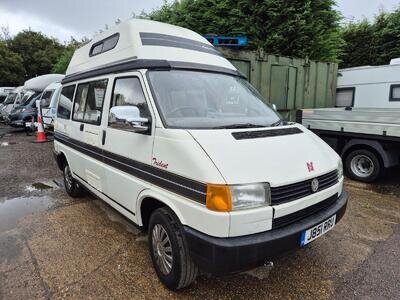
left=272, top=104, right=277, bottom=111
left=109, top=105, right=149, bottom=132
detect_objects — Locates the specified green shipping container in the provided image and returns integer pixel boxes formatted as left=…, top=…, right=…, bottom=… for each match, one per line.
left=220, top=48, right=338, bottom=121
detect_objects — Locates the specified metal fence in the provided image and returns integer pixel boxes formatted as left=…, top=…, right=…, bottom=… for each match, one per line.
left=220, top=48, right=338, bottom=121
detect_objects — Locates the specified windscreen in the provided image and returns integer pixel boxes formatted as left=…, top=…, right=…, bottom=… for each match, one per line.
left=20, top=91, right=41, bottom=106
left=4, top=93, right=17, bottom=104
left=148, top=70, right=281, bottom=129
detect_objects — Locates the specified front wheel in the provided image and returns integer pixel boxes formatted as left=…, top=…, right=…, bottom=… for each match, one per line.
left=63, top=163, right=84, bottom=197
left=344, top=149, right=382, bottom=182
left=148, top=207, right=198, bottom=290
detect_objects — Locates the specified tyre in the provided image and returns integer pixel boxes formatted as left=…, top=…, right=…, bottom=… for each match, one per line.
left=344, top=149, right=382, bottom=182
left=63, top=162, right=84, bottom=197
left=148, top=207, right=198, bottom=290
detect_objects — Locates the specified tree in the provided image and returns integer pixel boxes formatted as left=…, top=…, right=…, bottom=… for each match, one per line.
left=52, top=47, right=74, bottom=74
left=340, top=7, right=400, bottom=68
left=145, top=0, right=343, bottom=62
left=52, top=38, right=89, bottom=74
left=340, top=20, right=375, bottom=68
left=0, top=42, right=26, bottom=86
left=9, top=30, right=64, bottom=79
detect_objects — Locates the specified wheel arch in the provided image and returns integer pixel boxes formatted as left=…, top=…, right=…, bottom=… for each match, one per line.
left=53, top=149, right=68, bottom=171
left=341, top=139, right=394, bottom=168
left=136, top=190, right=185, bottom=230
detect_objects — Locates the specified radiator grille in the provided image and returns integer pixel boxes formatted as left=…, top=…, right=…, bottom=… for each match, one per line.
left=271, top=170, right=338, bottom=205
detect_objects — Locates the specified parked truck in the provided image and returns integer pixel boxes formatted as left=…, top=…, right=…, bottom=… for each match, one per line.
left=298, top=62, right=400, bottom=182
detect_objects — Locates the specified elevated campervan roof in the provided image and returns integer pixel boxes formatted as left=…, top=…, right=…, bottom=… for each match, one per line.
left=64, top=19, right=238, bottom=83
left=24, top=74, right=65, bottom=92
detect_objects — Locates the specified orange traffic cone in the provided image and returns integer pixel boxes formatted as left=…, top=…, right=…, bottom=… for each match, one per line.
left=32, top=100, right=51, bottom=143
left=35, top=115, right=47, bottom=142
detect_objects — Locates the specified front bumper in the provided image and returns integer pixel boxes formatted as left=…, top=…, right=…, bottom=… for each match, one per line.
left=184, top=191, right=348, bottom=274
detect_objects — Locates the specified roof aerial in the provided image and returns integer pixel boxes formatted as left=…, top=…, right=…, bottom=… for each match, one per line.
left=65, top=19, right=236, bottom=80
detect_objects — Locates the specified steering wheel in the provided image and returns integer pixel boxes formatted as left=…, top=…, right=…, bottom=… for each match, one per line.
left=166, top=106, right=199, bottom=117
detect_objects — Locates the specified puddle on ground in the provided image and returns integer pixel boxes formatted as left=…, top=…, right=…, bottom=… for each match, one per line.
left=0, top=195, right=54, bottom=232
left=25, top=180, right=62, bottom=192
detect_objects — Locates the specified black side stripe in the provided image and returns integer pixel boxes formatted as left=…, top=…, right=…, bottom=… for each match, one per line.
left=140, top=32, right=222, bottom=57
left=73, top=171, right=136, bottom=216
left=54, top=132, right=207, bottom=204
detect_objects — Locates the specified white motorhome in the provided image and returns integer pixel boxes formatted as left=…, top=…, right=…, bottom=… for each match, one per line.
left=336, top=62, right=400, bottom=108
left=53, top=19, right=347, bottom=290
left=0, top=87, right=14, bottom=105
left=0, top=86, right=24, bottom=121
left=40, top=81, right=64, bottom=129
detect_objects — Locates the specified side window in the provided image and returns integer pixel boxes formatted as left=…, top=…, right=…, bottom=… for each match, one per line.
left=336, top=87, right=355, bottom=107
left=108, top=77, right=151, bottom=129
left=73, top=79, right=108, bottom=125
left=40, top=90, right=54, bottom=108
left=89, top=34, right=119, bottom=57
left=389, top=84, right=400, bottom=101
left=57, top=85, right=75, bottom=120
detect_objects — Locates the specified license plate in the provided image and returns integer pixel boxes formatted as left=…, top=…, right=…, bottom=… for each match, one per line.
left=300, top=215, right=336, bottom=247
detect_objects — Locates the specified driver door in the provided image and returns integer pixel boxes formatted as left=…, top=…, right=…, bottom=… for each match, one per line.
left=102, top=72, right=155, bottom=220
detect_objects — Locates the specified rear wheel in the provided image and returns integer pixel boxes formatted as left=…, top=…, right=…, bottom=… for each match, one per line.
left=344, top=149, right=382, bottom=182
left=63, top=163, right=84, bottom=197
left=148, top=207, right=198, bottom=290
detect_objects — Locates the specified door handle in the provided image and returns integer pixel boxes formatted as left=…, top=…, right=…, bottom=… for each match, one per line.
left=80, top=123, right=84, bottom=131
left=102, top=130, right=106, bottom=145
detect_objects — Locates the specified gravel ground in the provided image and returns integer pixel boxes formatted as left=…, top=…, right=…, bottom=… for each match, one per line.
left=0, top=124, right=399, bottom=299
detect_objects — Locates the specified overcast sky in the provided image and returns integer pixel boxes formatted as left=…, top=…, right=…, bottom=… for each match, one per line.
left=0, top=0, right=399, bottom=43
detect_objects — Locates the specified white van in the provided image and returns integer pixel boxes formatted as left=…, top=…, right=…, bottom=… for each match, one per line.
left=40, top=81, right=63, bottom=129
left=53, top=19, right=348, bottom=290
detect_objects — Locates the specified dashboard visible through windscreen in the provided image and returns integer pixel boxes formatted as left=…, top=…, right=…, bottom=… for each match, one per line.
left=147, top=70, right=281, bottom=129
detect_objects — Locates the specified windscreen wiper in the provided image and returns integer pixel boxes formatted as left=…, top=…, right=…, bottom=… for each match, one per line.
left=212, top=123, right=265, bottom=129
left=270, top=119, right=285, bottom=127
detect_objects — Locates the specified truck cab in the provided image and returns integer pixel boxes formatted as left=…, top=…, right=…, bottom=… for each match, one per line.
left=53, top=19, right=347, bottom=290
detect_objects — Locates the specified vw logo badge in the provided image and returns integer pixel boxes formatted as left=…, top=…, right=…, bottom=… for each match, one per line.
left=311, top=178, right=319, bottom=192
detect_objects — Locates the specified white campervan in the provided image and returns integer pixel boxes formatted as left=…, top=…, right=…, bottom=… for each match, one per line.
left=40, top=81, right=63, bottom=129
left=53, top=19, right=347, bottom=290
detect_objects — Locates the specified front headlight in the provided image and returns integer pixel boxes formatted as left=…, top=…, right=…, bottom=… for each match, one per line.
left=338, top=159, right=343, bottom=179
left=230, top=183, right=270, bottom=210
left=206, top=183, right=271, bottom=212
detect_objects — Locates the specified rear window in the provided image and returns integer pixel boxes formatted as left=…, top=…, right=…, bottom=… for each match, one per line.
left=57, top=85, right=76, bottom=120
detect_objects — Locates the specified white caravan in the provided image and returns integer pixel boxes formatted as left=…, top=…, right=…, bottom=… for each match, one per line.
left=336, top=62, right=400, bottom=108
left=40, top=81, right=63, bottom=129
left=53, top=19, right=347, bottom=290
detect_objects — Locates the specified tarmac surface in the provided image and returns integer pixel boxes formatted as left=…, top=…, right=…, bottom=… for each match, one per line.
left=0, top=125, right=399, bottom=299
